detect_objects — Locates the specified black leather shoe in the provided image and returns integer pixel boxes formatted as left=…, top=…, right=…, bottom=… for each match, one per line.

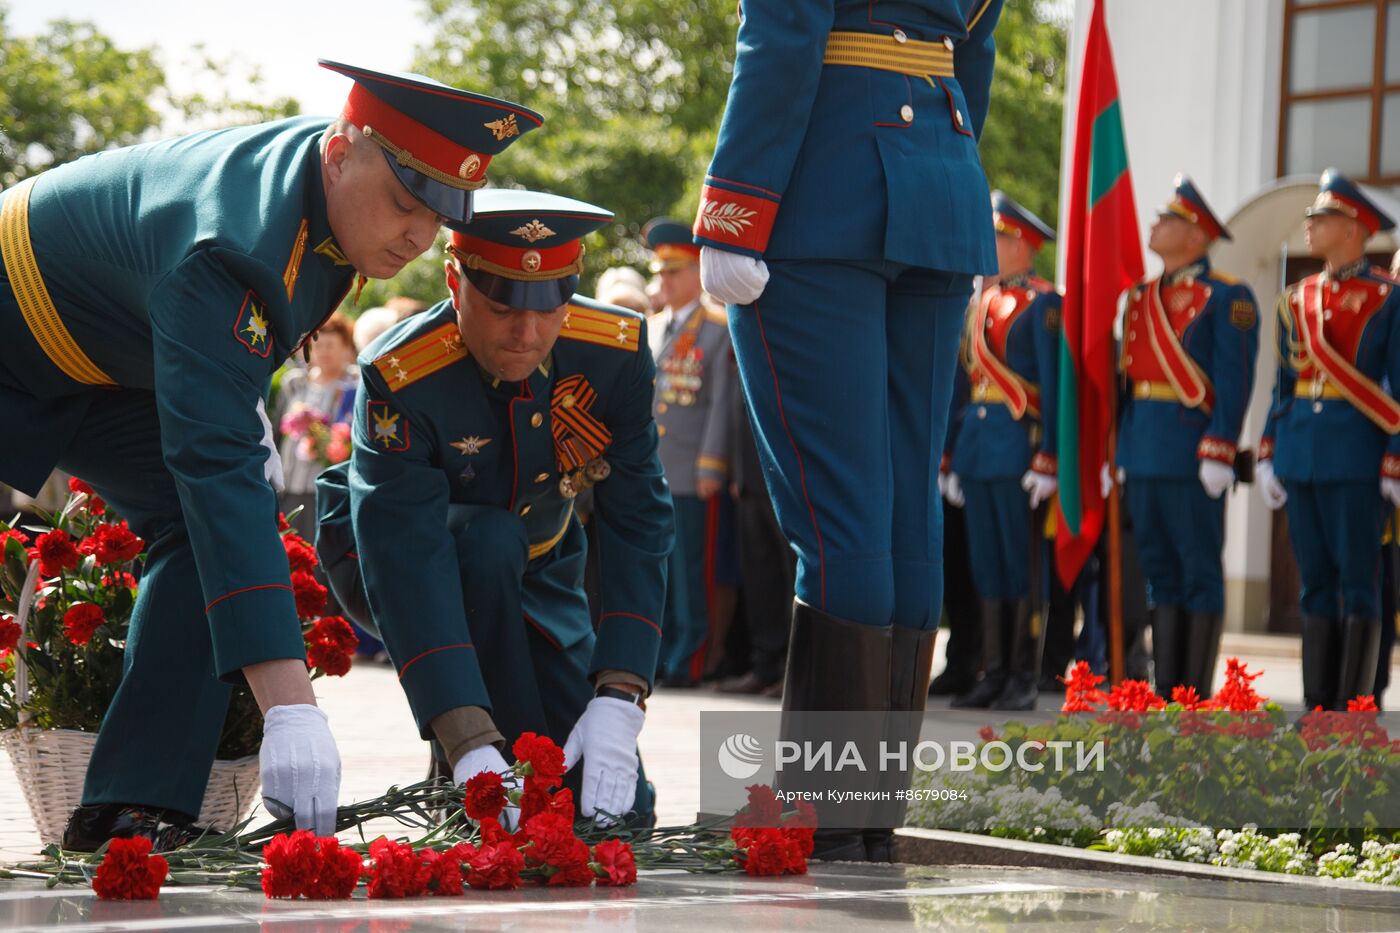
left=928, top=667, right=977, bottom=696
left=990, top=671, right=1039, bottom=710
left=717, top=671, right=781, bottom=694
left=62, top=803, right=205, bottom=853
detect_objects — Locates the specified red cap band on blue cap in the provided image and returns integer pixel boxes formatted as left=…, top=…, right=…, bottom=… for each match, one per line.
left=1312, top=191, right=1384, bottom=235
left=994, top=212, right=1047, bottom=251
left=1166, top=194, right=1225, bottom=241
left=343, top=84, right=489, bottom=189
left=449, top=231, right=583, bottom=280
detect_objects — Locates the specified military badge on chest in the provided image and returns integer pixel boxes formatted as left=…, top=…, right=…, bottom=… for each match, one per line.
left=551, top=374, right=613, bottom=498
left=450, top=435, right=491, bottom=484
left=659, top=332, right=704, bottom=406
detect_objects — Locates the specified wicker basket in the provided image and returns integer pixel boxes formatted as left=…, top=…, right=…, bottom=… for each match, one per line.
left=2, top=562, right=261, bottom=846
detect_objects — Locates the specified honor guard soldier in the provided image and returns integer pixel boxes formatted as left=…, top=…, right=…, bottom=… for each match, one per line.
left=0, top=60, right=539, bottom=849
left=1117, top=176, right=1259, bottom=699
left=1257, top=169, right=1400, bottom=711
left=315, top=191, right=673, bottom=825
left=694, top=0, right=1007, bottom=861
left=944, top=191, right=1060, bottom=711
left=644, top=218, right=734, bottom=687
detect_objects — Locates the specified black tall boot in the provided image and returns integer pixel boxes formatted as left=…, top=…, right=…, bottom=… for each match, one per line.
left=1183, top=611, right=1225, bottom=699
left=1334, top=615, right=1381, bottom=709
left=779, top=600, right=891, bottom=861
left=1301, top=615, right=1339, bottom=712
left=992, top=598, right=1040, bottom=710
left=951, top=600, right=1007, bottom=708
left=1150, top=605, right=1185, bottom=696
left=865, top=625, right=937, bottom=863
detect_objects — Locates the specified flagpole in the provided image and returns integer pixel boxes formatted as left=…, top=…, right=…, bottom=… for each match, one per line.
left=1107, top=383, right=1124, bottom=685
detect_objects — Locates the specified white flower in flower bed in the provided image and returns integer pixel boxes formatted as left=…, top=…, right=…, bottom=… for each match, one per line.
left=1210, top=827, right=1312, bottom=875
left=1352, top=840, right=1400, bottom=886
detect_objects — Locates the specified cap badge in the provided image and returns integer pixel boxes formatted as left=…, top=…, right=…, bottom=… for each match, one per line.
left=511, top=220, right=557, bottom=243
left=485, top=114, right=520, bottom=141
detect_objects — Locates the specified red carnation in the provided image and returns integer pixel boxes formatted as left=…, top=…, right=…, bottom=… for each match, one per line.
left=284, top=535, right=319, bottom=574
left=512, top=732, right=565, bottom=787
left=731, top=826, right=807, bottom=877
left=478, top=816, right=512, bottom=847
left=63, top=602, right=106, bottom=645
left=305, top=616, right=358, bottom=677
left=519, top=812, right=576, bottom=869
left=546, top=837, right=596, bottom=887
left=92, top=836, right=167, bottom=900
left=69, top=477, right=106, bottom=515
left=34, top=529, right=80, bottom=577
left=0, top=615, right=19, bottom=653
left=544, top=786, right=575, bottom=823
left=308, top=838, right=364, bottom=899
left=0, top=528, right=29, bottom=547
left=291, top=570, right=328, bottom=619
left=735, top=784, right=782, bottom=828
left=465, top=841, right=525, bottom=890
left=365, top=837, right=430, bottom=899
left=95, top=522, right=143, bottom=565
left=420, top=843, right=473, bottom=896
left=463, top=771, right=508, bottom=821
left=591, top=839, right=637, bottom=886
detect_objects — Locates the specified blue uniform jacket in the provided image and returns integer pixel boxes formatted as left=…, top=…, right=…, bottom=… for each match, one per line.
left=344, top=298, right=674, bottom=735
left=693, top=0, right=1003, bottom=273
left=1117, top=260, right=1260, bottom=480
left=949, top=278, right=1060, bottom=481
left=1261, top=263, right=1400, bottom=483
left=0, top=116, right=355, bottom=677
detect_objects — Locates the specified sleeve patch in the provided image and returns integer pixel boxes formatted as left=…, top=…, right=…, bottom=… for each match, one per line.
left=366, top=399, right=410, bottom=452
left=1230, top=299, right=1256, bottom=331
left=233, top=290, right=272, bottom=358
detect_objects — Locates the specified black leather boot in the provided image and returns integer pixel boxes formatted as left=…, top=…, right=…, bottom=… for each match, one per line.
left=992, top=598, right=1039, bottom=711
left=1150, top=605, right=1185, bottom=696
left=951, top=600, right=1007, bottom=708
left=1334, top=615, right=1381, bottom=709
left=779, top=600, right=891, bottom=861
left=62, top=803, right=206, bottom=853
left=866, top=625, right=937, bottom=863
left=1183, top=611, right=1225, bottom=699
left=1301, top=615, right=1339, bottom=712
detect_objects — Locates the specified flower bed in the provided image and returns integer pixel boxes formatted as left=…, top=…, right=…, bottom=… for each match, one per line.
left=908, top=660, right=1400, bottom=886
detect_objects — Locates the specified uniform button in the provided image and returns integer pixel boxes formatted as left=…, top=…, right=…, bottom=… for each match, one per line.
left=893, top=28, right=907, bottom=43
left=1128, top=331, right=1136, bottom=340
left=658, top=424, right=667, bottom=437
left=1125, top=355, right=1133, bottom=365
left=657, top=402, right=668, bottom=414
left=943, top=35, right=955, bottom=51
left=530, top=412, right=543, bottom=428
left=520, top=504, right=532, bottom=516
left=954, top=109, right=965, bottom=127
left=535, top=472, right=549, bottom=483
left=900, top=104, right=914, bottom=122
left=1313, top=402, right=1323, bottom=414
left=977, top=406, right=987, bottom=419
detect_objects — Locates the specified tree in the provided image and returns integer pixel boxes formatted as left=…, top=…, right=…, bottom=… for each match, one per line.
left=0, top=5, right=298, bottom=187
left=359, top=0, right=1067, bottom=305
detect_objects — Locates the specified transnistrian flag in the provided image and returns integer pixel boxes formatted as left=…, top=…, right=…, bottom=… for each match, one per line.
left=1055, top=0, right=1144, bottom=588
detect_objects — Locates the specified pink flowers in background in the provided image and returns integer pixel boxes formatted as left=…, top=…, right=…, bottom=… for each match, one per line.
left=281, top=404, right=351, bottom=467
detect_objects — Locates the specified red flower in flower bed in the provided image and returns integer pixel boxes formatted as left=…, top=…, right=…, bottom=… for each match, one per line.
left=305, top=615, right=358, bottom=677
left=512, top=732, right=565, bottom=787
left=366, top=837, right=431, bottom=899
left=93, top=836, right=167, bottom=900
left=1060, top=660, right=1108, bottom=712
left=1213, top=658, right=1265, bottom=712
left=33, top=529, right=80, bottom=577
left=62, top=602, right=105, bottom=645
left=466, top=840, right=525, bottom=890
left=591, top=839, right=637, bottom=886
left=463, top=771, right=508, bottom=821
left=291, top=570, right=328, bottom=619
left=0, top=615, right=19, bottom=653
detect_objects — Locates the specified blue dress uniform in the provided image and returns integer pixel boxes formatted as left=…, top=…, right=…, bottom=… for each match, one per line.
left=315, top=192, right=673, bottom=822
left=946, top=192, right=1059, bottom=711
left=0, top=60, right=538, bottom=844
left=1117, top=177, right=1259, bottom=698
left=1259, top=170, right=1400, bottom=711
left=693, top=0, right=1005, bottom=861
left=644, top=220, right=734, bottom=685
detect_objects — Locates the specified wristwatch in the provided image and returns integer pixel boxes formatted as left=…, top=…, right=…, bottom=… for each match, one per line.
left=595, top=685, right=646, bottom=710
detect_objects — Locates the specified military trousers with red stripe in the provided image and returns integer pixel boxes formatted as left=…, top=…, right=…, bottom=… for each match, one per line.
left=727, top=259, right=973, bottom=632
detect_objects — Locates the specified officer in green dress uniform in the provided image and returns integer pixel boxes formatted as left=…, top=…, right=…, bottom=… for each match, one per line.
left=0, top=60, right=540, bottom=848
left=315, top=190, right=673, bottom=825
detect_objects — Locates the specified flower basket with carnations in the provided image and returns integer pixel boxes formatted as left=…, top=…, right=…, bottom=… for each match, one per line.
left=0, top=481, right=356, bottom=844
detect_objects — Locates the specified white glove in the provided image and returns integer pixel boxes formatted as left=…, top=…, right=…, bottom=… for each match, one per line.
left=1382, top=477, right=1400, bottom=508
left=261, top=704, right=341, bottom=836
left=1099, top=463, right=1114, bottom=499
left=1021, top=469, right=1058, bottom=508
left=700, top=246, right=769, bottom=306
left=256, top=398, right=285, bottom=492
left=937, top=471, right=950, bottom=499
left=943, top=472, right=965, bottom=508
left=454, top=744, right=519, bottom=831
left=1198, top=459, right=1234, bottom=499
left=562, top=696, right=645, bottom=825
left=1256, top=460, right=1287, bottom=510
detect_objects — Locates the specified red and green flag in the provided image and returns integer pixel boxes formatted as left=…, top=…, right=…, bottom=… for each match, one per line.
left=1055, top=0, right=1144, bottom=588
